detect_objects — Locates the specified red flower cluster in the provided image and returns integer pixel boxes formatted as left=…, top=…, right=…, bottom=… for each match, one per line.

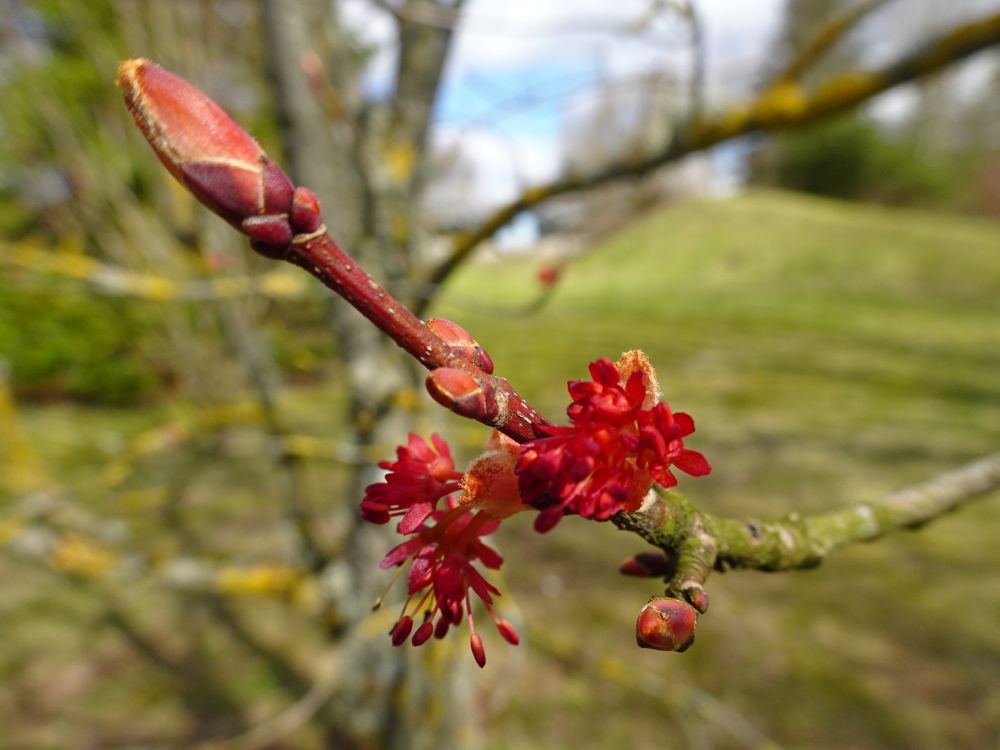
left=381, top=502, right=518, bottom=666
left=516, top=358, right=710, bottom=532
left=361, top=434, right=518, bottom=666
left=360, top=434, right=463, bottom=533
left=362, top=356, right=711, bottom=662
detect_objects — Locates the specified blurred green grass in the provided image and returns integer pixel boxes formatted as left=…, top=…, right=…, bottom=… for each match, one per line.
left=5, top=189, right=1000, bottom=748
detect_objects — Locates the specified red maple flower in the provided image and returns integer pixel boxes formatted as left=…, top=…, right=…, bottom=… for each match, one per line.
left=362, top=434, right=520, bottom=666
left=379, top=500, right=519, bottom=667
left=360, top=433, right=463, bottom=533
left=516, top=357, right=710, bottom=532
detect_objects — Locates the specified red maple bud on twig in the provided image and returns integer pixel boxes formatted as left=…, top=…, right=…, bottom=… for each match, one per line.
left=118, top=58, right=720, bottom=661
left=117, top=59, right=295, bottom=239
left=635, top=597, right=697, bottom=652
left=426, top=318, right=494, bottom=374
left=618, top=551, right=672, bottom=578
left=119, top=59, right=550, bottom=443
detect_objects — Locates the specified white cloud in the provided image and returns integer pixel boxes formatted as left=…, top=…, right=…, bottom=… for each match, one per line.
left=341, top=0, right=785, bottom=212
left=426, top=125, right=563, bottom=218
left=341, top=0, right=784, bottom=101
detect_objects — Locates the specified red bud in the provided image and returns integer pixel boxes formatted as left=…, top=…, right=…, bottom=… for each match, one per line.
left=117, top=59, right=294, bottom=231
left=537, top=264, right=561, bottom=287
left=618, top=552, right=671, bottom=578
left=426, top=318, right=494, bottom=374
left=688, top=589, right=710, bottom=614
left=426, top=368, right=490, bottom=421
left=291, top=186, right=323, bottom=234
left=635, top=597, right=697, bottom=652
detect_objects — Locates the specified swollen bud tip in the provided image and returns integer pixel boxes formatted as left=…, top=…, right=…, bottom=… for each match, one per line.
left=117, top=58, right=295, bottom=238
left=635, top=597, right=697, bottom=652
left=291, top=187, right=323, bottom=234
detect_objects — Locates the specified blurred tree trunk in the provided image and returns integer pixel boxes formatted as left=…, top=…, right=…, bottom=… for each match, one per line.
left=261, top=1, right=476, bottom=747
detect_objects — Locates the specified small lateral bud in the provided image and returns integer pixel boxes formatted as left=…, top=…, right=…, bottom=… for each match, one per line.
left=291, top=186, right=323, bottom=234
left=537, top=264, right=561, bottom=287
left=687, top=588, right=710, bottom=614
left=426, top=368, right=490, bottom=421
left=117, top=59, right=294, bottom=232
left=497, top=619, right=520, bottom=645
left=470, top=632, right=487, bottom=668
left=426, top=318, right=494, bottom=374
left=619, top=551, right=671, bottom=578
left=635, top=597, right=697, bottom=652
left=391, top=615, right=414, bottom=646
left=242, top=214, right=294, bottom=247
left=411, top=621, right=434, bottom=647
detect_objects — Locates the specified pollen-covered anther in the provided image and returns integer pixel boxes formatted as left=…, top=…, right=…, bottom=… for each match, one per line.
left=496, top=619, right=520, bottom=645
left=470, top=632, right=487, bottom=668
left=391, top=615, right=414, bottom=646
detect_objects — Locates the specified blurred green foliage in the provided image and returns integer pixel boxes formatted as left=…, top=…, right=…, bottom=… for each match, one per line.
left=0, top=283, right=159, bottom=403
left=753, top=116, right=973, bottom=208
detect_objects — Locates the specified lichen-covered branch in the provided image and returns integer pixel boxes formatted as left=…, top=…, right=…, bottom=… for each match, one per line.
left=415, top=8, right=1000, bottom=314
left=615, top=451, right=1000, bottom=601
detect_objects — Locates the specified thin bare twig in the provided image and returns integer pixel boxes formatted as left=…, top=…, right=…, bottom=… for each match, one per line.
left=771, top=0, right=895, bottom=85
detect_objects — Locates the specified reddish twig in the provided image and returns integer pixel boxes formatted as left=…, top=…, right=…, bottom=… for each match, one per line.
left=118, top=58, right=549, bottom=444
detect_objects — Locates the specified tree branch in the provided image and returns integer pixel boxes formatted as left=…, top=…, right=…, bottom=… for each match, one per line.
left=614, top=451, right=1000, bottom=603
left=414, top=8, right=1000, bottom=316
left=771, top=0, right=894, bottom=85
